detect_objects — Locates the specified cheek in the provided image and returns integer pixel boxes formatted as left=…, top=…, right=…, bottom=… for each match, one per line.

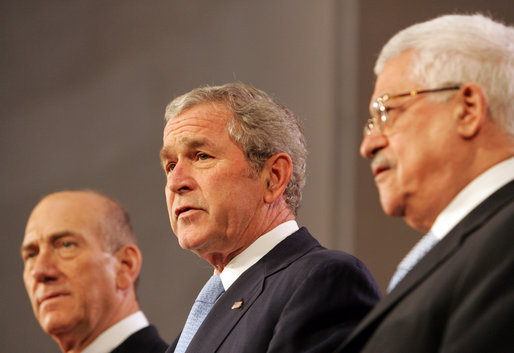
left=81, top=255, right=116, bottom=285
left=23, top=271, right=31, bottom=291
left=23, top=273, right=38, bottom=309
left=213, top=173, right=254, bottom=204
left=80, top=261, right=117, bottom=307
left=396, top=142, right=431, bottom=187
left=165, top=189, right=173, bottom=214
left=165, top=184, right=172, bottom=206
left=390, top=136, right=419, bottom=182
left=165, top=188, right=177, bottom=224
left=225, top=180, right=263, bottom=219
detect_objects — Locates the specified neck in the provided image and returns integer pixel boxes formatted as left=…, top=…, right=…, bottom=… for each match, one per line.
left=55, top=297, right=140, bottom=353
left=405, top=133, right=514, bottom=232
left=206, top=203, right=295, bottom=272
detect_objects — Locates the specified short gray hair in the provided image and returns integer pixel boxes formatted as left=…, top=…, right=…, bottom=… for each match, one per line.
left=165, top=83, right=307, bottom=214
left=375, top=13, right=514, bottom=137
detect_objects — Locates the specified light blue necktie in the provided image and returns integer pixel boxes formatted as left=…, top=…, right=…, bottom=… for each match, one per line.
left=174, top=274, right=225, bottom=353
left=387, top=232, right=438, bottom=293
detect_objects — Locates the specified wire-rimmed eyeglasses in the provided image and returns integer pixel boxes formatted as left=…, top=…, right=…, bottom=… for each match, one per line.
left=363, top=85, right=461, bottom=136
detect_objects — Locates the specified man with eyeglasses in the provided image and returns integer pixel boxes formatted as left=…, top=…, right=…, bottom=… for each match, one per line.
left=335, top=13, right=514, bottom=353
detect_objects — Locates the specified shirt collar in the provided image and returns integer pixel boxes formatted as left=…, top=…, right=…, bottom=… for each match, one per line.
left=431, top=156, right=514, bottom=240
left=81, top=311, right=149, bottom=353
left=219, top=220, right=299, bottom=290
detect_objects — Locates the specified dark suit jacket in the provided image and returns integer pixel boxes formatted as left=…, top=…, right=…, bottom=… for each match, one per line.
left=167, top=227, right=381, bottom=353
left=335, top=180, right=514, bottom=353
left=111, top=325, right=168, bottom=353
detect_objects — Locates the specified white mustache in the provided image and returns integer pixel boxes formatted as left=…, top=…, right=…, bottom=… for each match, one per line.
left=370, top=152, right=394, bottom=175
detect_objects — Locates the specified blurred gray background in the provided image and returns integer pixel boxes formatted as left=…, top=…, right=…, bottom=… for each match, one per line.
left=2, top=1, right=513, bottom=351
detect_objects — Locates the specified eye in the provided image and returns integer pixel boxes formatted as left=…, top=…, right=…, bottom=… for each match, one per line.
left=22, top=249, right=38, bottom=262
left=56, top=238, right=77, bottom=249
left=61, top=241, right=75, bottom=248
left=384, top=105, right=402, bottom=120
left=196, top=153, right=211, bottom=161
left=55, top=237, right=80, bottom=258
left=166, top=162, right=176, bottom=173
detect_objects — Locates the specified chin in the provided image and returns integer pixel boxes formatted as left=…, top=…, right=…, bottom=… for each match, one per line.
left=41, top=314, right=76, bottom=336
left=379, top=195, right=405, bottom=218
left=177, top=232, right=206, bottom=251
left=38, top=301, right=80, bottom=334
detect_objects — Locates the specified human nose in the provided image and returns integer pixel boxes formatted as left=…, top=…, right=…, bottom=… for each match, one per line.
left=166, top=160, right=195, bottom=194
left=29, top=248, right=60, bottom=284
left=360, top=130, right=388, bottom=159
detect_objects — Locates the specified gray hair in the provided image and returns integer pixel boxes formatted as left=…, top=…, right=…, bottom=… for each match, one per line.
left=375, top=13, right=514, bottom=137
left=165, top=83, right=307, bottom=215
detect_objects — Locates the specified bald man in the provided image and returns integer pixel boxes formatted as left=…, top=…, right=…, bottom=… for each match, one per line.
left=21, top=190, right=167, bottom=353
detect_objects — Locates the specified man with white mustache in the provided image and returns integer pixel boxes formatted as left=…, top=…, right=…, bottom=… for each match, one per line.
left=335, top=13, right=514, bottom=353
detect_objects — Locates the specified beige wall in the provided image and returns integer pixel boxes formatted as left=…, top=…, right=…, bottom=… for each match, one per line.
left=2, top=1, right=512, bottom=351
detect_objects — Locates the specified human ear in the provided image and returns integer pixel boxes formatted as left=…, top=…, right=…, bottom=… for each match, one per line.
left=454, top=83, right=488, bottom=139
left=262, top=153, right=293, bottom=204
left=115, top=245, right=142, bottom=291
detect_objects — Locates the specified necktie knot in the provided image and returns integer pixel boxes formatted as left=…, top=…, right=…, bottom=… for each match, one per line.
left=196, top=273, right=225, bottom=304
left=174, top=274, right=225, bottom=353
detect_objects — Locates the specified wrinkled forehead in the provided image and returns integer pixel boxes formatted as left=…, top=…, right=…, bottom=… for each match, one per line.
left=162, top=103, right=233, bottom=146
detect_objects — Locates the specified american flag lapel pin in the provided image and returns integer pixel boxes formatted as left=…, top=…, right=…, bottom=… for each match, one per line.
left=231, top=300, right=243, bottom=309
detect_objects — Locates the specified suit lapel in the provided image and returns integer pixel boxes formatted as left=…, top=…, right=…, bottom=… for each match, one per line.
left=185, top=228, right=320, bottom=353
left=341, top=180, right=514, bottom=350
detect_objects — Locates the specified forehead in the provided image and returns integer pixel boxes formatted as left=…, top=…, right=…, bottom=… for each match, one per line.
left=162, top=102, right=234, bottom=150
left=372, top=50, right=417, bottom=101
left=23, top=193, right=104, bottom=245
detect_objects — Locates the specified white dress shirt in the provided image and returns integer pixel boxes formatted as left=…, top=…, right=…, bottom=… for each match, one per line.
left=219, top=220, right=299, bottom=290
left=81, top=311, right=149, bottom=353
left=430, top=157, right=514, bottom=240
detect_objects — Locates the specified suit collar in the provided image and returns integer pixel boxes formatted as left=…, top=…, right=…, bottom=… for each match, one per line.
left=341, top=180, right=514, bottom=350
left=82, top=311, right=149, bottom=353
left=111, top=325, right=167, bottom=353
left=185, top=227, right=319, bottom=353
left=220, top=220, right=299, bottom=289
left=431, top=157, right=514, bottom=239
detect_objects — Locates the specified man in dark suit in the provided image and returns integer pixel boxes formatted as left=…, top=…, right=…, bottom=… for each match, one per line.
left=160, top=82, right=381, bottom=353
left=21, top=190, right=168, bottom=353
left=335, top=13, right=514, bottom=353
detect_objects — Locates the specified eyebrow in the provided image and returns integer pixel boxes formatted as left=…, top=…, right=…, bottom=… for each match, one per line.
left=20, top=242, right=36, bottom=257
left=159, top=137, right=213, bottom=165
left=20, top=231, right=76, bottom=255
